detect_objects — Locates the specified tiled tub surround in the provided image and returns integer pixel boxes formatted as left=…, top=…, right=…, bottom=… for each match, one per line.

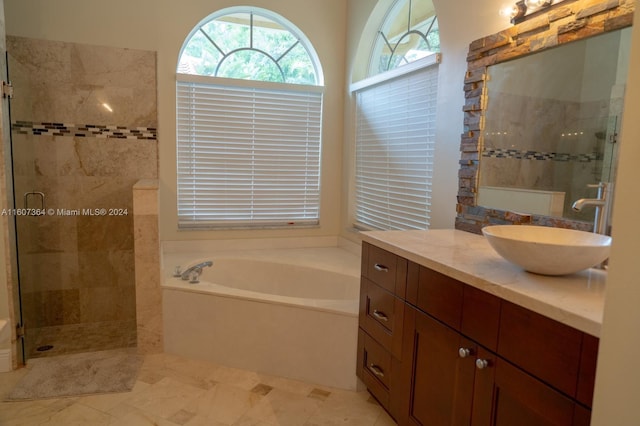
left=456, top=0, right=635, bottom=233
left=7, top=36, right=158, bottom=359
left=162, top=242, right=363, bottom=390
left=361, top=229, right=605, bottom=337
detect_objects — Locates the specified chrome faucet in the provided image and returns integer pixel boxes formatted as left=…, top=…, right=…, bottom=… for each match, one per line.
left=175, top=260, right=213, bottom=283
left=571, top=182, right=613, bottom=235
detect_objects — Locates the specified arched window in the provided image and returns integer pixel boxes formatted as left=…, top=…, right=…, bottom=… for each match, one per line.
left=352, top=0, right=440, bottom=230
left=176, top=7, right=324, bottom=229
left=370, top=0, right=439, bottom=76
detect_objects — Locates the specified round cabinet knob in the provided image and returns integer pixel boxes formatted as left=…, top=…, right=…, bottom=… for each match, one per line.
left=475, top=359, right=490, bottom=370
left=458, top=348, right=472, bottom=358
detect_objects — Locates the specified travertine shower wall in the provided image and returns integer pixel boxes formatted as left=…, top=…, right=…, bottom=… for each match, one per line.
left=7, top=36, right=158, bottom=353
left=480, top=93, right=609, bottom=221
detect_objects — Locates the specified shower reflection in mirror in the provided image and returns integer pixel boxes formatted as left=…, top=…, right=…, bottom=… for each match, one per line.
left=478, top=27, right=631, bottom=225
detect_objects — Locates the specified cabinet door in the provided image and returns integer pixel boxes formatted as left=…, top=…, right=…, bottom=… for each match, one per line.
left=472, top=348, right=582, bottom=426
left=399, top=307, right=476, bottom=425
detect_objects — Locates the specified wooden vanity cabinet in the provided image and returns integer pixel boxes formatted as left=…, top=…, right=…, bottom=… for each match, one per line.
left=357, top=242, right=599, bottom=425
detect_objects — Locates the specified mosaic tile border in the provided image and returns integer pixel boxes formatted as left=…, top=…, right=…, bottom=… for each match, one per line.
left=483, top=148, right=600, bottom=162
left=12, top=121, right=157, bottom=140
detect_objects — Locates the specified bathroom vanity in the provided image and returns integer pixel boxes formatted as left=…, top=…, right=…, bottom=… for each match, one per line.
left=356, top=229, right=605, bottom=425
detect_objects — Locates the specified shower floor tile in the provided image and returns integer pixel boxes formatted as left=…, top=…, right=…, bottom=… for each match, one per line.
left=25, top=320, right=137, bottom=359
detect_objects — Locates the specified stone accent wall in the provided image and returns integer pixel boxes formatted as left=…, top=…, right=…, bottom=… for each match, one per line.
left=455, top=0, right=635, bottom=234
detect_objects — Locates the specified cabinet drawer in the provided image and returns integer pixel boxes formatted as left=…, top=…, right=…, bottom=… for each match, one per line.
left=498, top=301, right=583, bottom=398
left=359, top=278, right=404, bottom=358
left=363, top=243, right=407, bottom=296
left=357, top=328, right=393, bottom=409
left=407, top=266, right=463, bottom=330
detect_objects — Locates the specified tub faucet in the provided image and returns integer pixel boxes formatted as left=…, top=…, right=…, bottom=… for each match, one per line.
left=572, top=182, right=613, bottom=235
left=179, top=260, right=213, bottom=283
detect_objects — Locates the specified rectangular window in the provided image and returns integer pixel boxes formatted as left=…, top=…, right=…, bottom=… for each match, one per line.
left=177, top=77, right=323, bottom=229
left=354, top=64, right=438, bottom=230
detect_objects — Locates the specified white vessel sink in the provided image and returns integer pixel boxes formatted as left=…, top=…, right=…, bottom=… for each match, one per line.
left=482, top=225, right=611, bottom=276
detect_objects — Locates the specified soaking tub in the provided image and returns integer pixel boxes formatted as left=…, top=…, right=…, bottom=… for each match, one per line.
left=162, top=243, right=362, bottom=390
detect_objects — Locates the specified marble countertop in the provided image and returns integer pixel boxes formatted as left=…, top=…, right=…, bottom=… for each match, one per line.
left=361, top=229, right=606, bottom=337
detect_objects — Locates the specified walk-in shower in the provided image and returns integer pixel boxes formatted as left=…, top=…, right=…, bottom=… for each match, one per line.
left=7, top=36, right=158, bottom=362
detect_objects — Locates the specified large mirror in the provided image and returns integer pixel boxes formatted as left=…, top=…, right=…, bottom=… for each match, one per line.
left=478, top=27, right=631, bottom=223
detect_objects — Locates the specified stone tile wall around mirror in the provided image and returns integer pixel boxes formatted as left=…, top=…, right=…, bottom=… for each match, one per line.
left=455, top=0, right=635, bottom=234
left=133, top=179, right=161, bottom=354
left=7, top=36, right=158, bottom=348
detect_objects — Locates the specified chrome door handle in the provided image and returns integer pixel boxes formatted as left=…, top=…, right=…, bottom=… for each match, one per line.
left=372, top=310, right=389, bottom=322
left=373, top=264, right=389, bottom=273
left=369, top=364, right=385, bottom=378
left=458, top=348, right=473, bottom=358
left=475, top=359, right=490, bottom=370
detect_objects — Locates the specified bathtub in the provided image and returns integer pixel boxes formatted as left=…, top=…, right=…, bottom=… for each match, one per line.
left=162, top=242, right=362, bottom=390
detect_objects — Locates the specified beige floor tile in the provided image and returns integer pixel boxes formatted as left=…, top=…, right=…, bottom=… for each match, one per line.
left=0, top=351, right=395, bottom=426
left=240, top=388, right=321, bottom=426
left=374, top=411, right=396, bottom=426
left=258, top=374, right=317, bottom=397
left=137, top=352, right=219, bottom=390
left=184, top=413, right=230, bottom=426
left=167, top=408, right=197, bottom=425
left=304, top=389, right=385, bottom=426
left=183, top=382, right=264, bottom=425
left=210, top=365, right=264, bottom=391
left=0, top=401, right=60, bottom=425
left=114, top=376, right=206, bottom=419
left=45, top=402, right=113, bottom=426
left=305, top=405, right=383, bottom=426
left=232, top=417, right=276, bottom=426
left=106, top=405, right=178, bottom=426
left=0, top=397, right=77, bottom=425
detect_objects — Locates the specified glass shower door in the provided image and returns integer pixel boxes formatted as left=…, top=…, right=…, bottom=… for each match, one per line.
left=1, top=47, right=24, bottom=364
left=6, top=35, right=155, bottom=361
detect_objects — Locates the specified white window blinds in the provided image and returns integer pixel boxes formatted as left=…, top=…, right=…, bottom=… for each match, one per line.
left=177, top=77, right=323, bottom=228
left=354, top=64, right=438, bottom=230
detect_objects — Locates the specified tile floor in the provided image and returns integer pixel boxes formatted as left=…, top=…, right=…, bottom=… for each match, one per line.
left=0, top=351, right=395, bottom=425
left=25, top=321, right=137, bottom=359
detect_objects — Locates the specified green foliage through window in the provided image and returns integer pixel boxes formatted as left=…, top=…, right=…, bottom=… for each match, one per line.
left=178, top=11, right=319, bottom=85
left=370, top=0, right=440, bottom=76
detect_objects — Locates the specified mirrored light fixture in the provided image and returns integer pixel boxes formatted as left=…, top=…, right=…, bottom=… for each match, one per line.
left=501, top=0, right=561, bottom=24
left=499, top=1, right=527, bottom=21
